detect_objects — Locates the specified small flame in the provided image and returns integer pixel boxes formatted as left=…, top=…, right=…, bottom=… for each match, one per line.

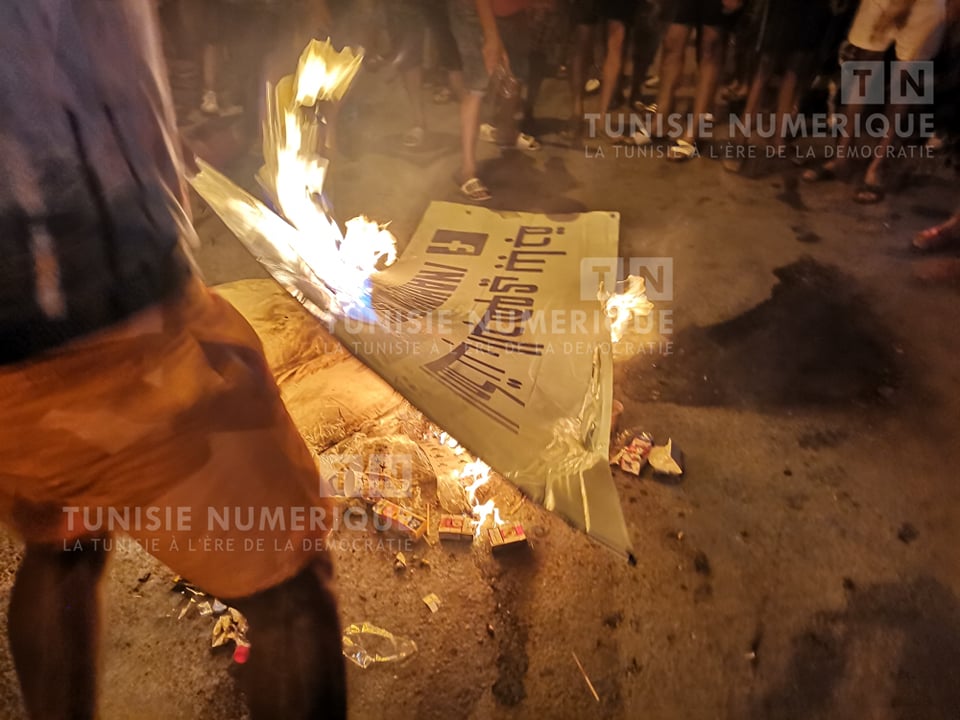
left=435, top=432, right=503, bottom=536
left=600, top=275, right=654, bottom=343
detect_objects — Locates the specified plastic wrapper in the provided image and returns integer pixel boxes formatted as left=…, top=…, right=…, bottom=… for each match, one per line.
left=342, top=622, right=418, bottom=669
left=422, top=593, right=441, bottom=613
left=212, top=608, right=250, bottom=650
left=648, top=439, right=685, bottom=477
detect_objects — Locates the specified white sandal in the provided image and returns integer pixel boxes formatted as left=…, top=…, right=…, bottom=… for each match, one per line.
left=615, top=126, right=652, bottom=147
left=459, top=177, right=492, bottom=202
left=480, top=123, right=541, bottom=151
left=667, top=139, right=698, bottom=161
left=403, top=126, right=425, bottom=148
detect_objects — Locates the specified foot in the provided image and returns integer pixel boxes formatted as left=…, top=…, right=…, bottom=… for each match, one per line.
left=201, top=90, right=220, bottom=116
left=801, top=159, right=848, bottom=183
left=912, top=214, right=960, bottom=252
left=666, top=138, right=698, bottom=161
left=613, top=125, right=651, bottom=147
left=459, top=176, right=492, bottom=202
left=853, top=164, right=886, bottom=204
left=402, top=126, right=425, bottom=149
left=913, top=258, right=960, bottom=284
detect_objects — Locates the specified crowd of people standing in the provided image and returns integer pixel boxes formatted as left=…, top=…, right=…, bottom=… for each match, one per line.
left=161, top=0, right=960, bottom=253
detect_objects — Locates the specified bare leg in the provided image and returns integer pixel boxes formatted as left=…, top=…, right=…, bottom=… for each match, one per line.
left=742, top=55, right=773, bottom=140
left=684, top=24, right=725, bottom=143
left=655, top=23, right=691, bottom=137
left=857, top=102, right=908, bottom=202
left=525, top=50, right=547, bottom=131
left=600, top=20, right=627, bottom=129
left=401, top=66, right=427, bottom=130
left=459, top=91, right=484, bottom=182
left=202, top=43, right=217, bottom=94
left=570, top=23, right=593, bottom=140
left=448, top=70, right=466, bottom=103
left=774, top=67, right=801, bottom=149
left=228, top=561, right=346, bottom=720
left=913, top=208, right=960, bottom=251
left=9, top=539, right=108, bottom=720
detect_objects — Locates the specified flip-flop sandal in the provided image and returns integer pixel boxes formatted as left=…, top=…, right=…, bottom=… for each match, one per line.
left=479, top=123, right=498, bottom=144
left=853, top=183, right=885, bottom=204
left=614, top=127, right=652, bottom=147
left=666, top=139, right=698, bottom=161
left=459, top=177, right=492, bottom=202
left=403, top=126, right=425, bottom=148
left=481, top=123, right=542, bottom=151
left=912, top=221, right=960, bottom=252
left=514, top=132, right=541, bottom=151
left=801, top=165, right=838, bottom=183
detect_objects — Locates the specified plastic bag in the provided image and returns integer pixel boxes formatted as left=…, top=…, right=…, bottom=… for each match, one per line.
left=342, top=622, right=418, bottom=669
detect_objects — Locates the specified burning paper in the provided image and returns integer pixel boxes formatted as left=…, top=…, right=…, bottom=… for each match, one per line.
left=599, top=275, right=654, bottom=343
left=189, top=40, right=634, bottom=559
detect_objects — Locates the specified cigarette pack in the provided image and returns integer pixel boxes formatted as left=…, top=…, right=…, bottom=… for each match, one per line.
left=611, top=431, right=654, bottom=475
left=438, top=514, right=474, bottom=542
left=373, top=499, right=427, bottom=540
left=488, top=523, right=528, bottom=554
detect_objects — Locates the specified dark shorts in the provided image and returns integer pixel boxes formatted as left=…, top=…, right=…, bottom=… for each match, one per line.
left=572, top=0, right=638, bottom=25
left=671, top=0, right=737, bottom=28
left=387, top=0, right=462, bottom=72
left=448, top=0, right=488, bottom=92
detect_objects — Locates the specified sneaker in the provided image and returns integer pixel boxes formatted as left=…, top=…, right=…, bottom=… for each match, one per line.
left=201, top=90, right=219, bottom=115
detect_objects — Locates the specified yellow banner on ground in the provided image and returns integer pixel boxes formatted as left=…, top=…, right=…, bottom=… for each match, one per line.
left=192, top=165, right=633, bottom=558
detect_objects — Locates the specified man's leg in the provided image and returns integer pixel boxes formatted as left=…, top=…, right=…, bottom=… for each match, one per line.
left=459, top=90, right=484, bottom=182
left=570, top=22, right=594, bottom=139
left=226, top=560, right=346, bottom=720
left=856, top=101, right=909, bottom=202
left=9, top=539, right=108, bottom=720
left=683, top=24, right=725, bottom=143
left=629, top=1, right=662, bottom=105
left=655, top=23, right=691, bottom=135
left=600, top=19, right=627, bottom=123
left=402, top=66, right=427, bottom=130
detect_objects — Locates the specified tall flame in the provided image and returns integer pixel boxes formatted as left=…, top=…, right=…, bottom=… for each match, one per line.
left=193, top=39, right=395, bottom=322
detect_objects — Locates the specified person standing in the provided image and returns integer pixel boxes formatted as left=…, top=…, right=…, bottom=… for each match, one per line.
left=0, top=2, right=345, bottom=718
left=654, top=0, right=744, bottom=159
left=570, top=0, right=648, bottom=145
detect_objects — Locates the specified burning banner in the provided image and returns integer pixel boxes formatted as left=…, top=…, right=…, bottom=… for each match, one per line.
left=189, top=41, right=640, bottom=559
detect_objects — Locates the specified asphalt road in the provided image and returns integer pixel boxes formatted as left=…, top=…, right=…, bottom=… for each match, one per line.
left=0, top=65, right=958, bottom=720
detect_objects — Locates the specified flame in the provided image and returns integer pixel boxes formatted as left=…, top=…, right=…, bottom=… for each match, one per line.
left=217, top=39, right=395, bottom=321
left=600, top=275, right=654, bottom=343
left=434, top=432, right=504, bottom=536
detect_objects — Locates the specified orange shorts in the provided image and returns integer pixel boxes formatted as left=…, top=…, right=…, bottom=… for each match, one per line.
left=0, top=278, right=334, bottom=599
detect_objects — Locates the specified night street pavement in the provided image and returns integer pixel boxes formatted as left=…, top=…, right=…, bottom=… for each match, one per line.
left=0, top=68, right=958, bottom=720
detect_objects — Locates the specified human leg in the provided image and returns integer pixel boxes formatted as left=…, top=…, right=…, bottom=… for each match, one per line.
left=9, top=538, right=108, bottom=720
